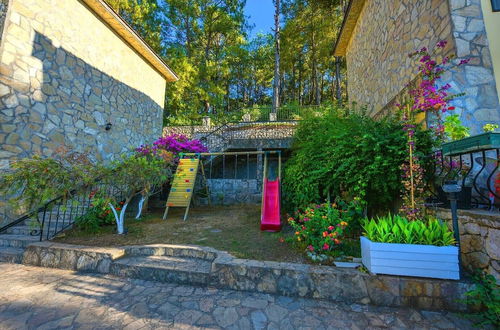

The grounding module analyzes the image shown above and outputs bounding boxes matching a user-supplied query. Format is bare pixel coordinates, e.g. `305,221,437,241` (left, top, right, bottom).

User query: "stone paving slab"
0,263,475,329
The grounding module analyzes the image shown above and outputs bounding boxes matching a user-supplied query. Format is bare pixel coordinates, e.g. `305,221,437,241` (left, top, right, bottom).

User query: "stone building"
334,0,500,133
0,0,178,169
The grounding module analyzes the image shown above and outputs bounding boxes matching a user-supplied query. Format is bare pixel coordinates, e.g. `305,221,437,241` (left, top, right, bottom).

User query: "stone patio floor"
0,263,474,330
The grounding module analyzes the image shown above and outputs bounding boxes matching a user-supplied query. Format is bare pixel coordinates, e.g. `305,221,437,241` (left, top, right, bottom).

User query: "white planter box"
360,236,459,280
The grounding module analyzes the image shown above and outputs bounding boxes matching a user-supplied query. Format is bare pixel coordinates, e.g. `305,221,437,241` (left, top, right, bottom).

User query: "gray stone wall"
194,179,262,206
444,0,500,134
0,32,163,165
431,208,499,282
345,0,500,133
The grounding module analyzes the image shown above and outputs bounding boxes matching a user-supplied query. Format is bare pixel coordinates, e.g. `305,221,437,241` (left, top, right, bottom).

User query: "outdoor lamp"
442,180,462,276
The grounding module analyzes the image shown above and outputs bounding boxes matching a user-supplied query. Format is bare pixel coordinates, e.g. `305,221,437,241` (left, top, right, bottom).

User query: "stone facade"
0,0,167,167
22,242,475,312
432,208,500,282
343,0,500,133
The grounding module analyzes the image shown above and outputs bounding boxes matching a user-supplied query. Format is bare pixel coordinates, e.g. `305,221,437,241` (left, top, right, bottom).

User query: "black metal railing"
0,177,165,241
429,148,500,210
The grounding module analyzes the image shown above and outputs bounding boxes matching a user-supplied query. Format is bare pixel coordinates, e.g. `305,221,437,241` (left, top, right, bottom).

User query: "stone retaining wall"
22,242,474,312
431,208,500,282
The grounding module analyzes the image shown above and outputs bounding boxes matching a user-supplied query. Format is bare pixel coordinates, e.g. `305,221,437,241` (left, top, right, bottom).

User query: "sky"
244,0,275,38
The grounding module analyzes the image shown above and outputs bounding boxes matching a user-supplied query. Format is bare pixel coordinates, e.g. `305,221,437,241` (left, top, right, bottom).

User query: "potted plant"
361,214,459,280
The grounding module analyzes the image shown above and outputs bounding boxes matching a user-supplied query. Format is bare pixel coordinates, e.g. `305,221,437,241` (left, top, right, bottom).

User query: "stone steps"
5,225,67,236
0,234,39,248
110,255,212,285
0,247,24,263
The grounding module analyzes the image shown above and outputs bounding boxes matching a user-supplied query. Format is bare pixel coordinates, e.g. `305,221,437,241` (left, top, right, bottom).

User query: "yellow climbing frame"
163,157,201,221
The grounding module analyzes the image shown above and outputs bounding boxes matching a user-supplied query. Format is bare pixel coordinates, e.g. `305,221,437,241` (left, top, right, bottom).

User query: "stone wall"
197,179,261,205
346,0,455,116
22,242,474,312
345,0,500,133
0,0,8,41
0,0,168,222
445,0,500,133
431,208,499,282
0,0,166,168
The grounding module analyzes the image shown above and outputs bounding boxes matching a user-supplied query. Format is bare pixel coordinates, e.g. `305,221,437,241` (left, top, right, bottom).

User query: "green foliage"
461,270,500,327
287,203,351,258
0,150,99,215
282,107,435,213
483,123,499,133
105,154,173,205
444,114,470,141
362,214,455,246
75,191,116,233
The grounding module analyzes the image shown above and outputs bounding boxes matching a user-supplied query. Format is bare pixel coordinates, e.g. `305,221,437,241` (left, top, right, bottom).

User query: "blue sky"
244,0,275,38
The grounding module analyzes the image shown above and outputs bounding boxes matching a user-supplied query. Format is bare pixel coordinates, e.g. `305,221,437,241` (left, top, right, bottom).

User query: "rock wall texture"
346,0,500,133
432,208,500,282
0,0,8,42
0,0,166,169
0,0,167,222
23,242,474,312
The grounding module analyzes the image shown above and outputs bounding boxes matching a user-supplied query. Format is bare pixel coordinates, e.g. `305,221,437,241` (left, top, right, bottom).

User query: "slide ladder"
163,156,205,221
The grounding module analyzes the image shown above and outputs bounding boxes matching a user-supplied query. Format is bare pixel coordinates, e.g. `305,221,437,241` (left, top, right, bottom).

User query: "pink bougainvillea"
398,41,469,219
136,134,207,157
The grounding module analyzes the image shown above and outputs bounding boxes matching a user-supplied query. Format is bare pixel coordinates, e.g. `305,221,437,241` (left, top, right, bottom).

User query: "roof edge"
81,0,179,82
333,0,367,57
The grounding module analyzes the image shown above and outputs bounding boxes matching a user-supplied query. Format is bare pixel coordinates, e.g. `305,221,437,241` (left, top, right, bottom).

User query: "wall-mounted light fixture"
492,0,500,12
105,122,112,131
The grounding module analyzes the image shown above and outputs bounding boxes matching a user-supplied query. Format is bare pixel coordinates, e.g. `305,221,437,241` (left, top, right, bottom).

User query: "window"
492,0,500,12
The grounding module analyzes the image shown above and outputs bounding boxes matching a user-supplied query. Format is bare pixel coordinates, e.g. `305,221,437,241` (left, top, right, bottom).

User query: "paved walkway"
0,263,473,329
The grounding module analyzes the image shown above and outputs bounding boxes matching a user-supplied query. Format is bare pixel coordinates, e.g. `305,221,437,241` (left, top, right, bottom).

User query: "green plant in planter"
362,214,455,246
444,114,470,141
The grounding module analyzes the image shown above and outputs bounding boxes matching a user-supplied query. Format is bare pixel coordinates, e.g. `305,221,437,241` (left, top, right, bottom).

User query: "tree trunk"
272,0,281,114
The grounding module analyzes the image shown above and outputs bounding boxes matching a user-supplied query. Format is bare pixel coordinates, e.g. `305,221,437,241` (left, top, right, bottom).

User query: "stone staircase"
0,209,80,263
110,246,216,285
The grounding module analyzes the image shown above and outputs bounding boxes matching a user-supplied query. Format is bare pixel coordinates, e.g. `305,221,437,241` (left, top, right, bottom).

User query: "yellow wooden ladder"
163,156,206,221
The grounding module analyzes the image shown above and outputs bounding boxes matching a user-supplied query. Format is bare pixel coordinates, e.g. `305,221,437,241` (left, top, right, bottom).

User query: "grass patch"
55,205,309,263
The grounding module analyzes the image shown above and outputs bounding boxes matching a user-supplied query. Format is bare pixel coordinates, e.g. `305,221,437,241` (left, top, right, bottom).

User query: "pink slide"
260,178,282,232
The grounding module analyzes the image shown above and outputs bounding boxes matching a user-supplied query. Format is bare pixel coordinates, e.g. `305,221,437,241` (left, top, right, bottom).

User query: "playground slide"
260,178,282,232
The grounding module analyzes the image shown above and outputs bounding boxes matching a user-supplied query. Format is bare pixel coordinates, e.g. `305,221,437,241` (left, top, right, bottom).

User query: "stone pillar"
446,0,500,134
256,148,263,193
202,116,211,129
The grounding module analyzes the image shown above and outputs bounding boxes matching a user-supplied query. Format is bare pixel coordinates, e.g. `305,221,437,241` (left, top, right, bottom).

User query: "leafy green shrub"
287,202,361,259
444,114,470,141
75,190,116,233
0,149,100,216
283,107,434,213
461,270,500,327
362,214,455,246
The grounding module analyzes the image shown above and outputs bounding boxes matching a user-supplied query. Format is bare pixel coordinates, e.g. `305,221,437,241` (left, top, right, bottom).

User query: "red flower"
322,243,329,250
308,245,314,252
448,106,455,110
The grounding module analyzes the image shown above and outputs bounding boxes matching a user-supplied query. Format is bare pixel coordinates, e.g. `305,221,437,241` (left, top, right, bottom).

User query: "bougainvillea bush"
286,202,363,261
136,134,207,158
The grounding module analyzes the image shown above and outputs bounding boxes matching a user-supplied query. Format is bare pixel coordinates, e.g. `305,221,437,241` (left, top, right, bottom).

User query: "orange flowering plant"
287,203,353,259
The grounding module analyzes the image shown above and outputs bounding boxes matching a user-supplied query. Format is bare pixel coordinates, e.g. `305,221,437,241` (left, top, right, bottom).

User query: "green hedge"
282,108,434,214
